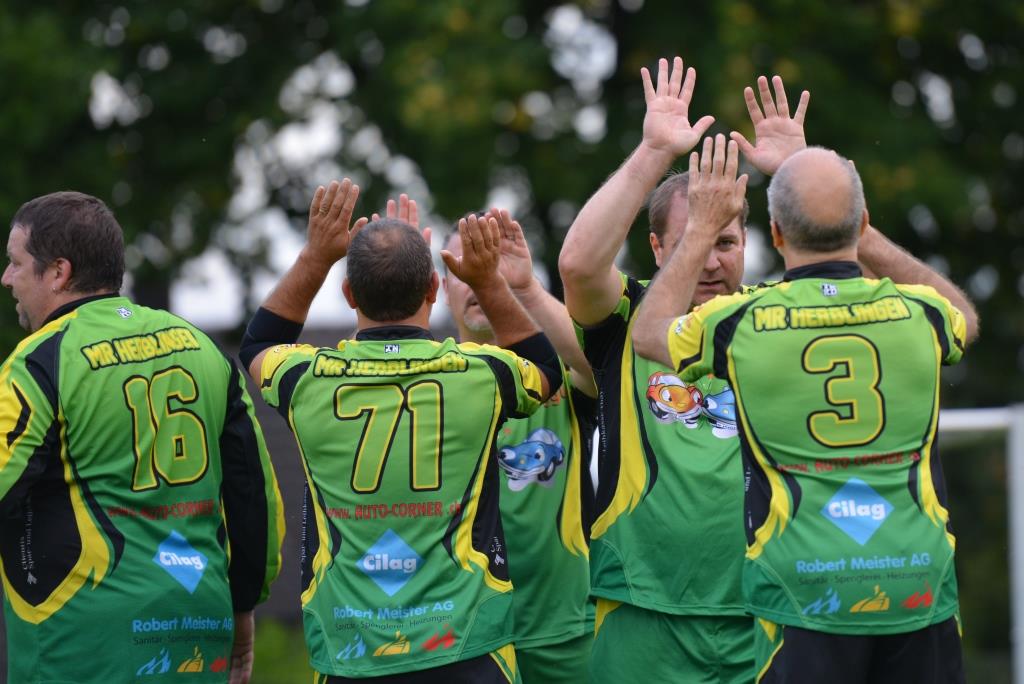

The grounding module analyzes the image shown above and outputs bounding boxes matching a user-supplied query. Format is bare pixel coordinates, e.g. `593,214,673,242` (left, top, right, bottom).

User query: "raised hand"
687,134,749,237
640,56,716,158
730,75,810,175
371,193,432,245
492,208,534,293
306,178,361,265
441,214,501,289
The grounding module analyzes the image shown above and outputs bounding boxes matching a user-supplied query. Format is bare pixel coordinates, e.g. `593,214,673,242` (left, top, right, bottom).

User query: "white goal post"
941,405,1024,683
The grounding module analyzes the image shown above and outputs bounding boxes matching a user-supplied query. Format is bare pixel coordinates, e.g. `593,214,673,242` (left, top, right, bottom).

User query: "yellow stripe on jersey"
4,409,113,624
594,598,623,637
293,406,336,608
258,344,319,406
729,347,792,561
489,643,518,683
669,290,749,380
558,380,589,558
453,387,512,593
590,315,648,540
916,317,956,550
894,283,967,363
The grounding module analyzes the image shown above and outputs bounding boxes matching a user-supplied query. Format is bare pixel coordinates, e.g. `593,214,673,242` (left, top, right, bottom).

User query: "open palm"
641,57,715,157
730,75,810,175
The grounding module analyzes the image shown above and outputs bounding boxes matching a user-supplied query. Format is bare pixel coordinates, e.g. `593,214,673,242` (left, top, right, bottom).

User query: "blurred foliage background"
0,0,1021,681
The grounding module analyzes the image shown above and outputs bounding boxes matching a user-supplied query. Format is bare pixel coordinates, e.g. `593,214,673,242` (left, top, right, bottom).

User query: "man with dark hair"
558,56,808,682
0,191,284,683
440,207,596,683
240,180,562,683
633,138,978,683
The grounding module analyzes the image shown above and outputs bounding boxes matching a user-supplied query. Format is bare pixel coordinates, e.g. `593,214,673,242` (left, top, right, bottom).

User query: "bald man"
634,138,978,684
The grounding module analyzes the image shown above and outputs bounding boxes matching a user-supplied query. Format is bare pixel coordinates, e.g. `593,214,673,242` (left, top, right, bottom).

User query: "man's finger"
668,56,684,98
757,75,778,118
700,136,714,175
656,57,669,95
729,131,756,160
742,86,764,125
692,115,715,141
320,181,340,217
309,185,325,219
725,139,740,181
712,134,726,175
408,198,419,228
641,67,656,104
793,90,811,125
772,75,790,118
680,67,697,108
326,178,352,221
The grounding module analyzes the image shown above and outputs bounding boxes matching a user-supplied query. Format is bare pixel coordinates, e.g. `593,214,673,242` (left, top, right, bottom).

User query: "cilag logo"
153,530,208,593
821,478,893,545
358,529,422,597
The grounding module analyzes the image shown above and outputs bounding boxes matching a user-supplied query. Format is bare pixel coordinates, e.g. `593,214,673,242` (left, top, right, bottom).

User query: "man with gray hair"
634,136,978,683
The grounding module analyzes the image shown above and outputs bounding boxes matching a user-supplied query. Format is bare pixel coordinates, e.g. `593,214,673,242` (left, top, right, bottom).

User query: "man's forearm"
473,275,542,349
513,279,597,397
632,229,716,367
858,226,979,343
261,249,334,324
560,144,675,325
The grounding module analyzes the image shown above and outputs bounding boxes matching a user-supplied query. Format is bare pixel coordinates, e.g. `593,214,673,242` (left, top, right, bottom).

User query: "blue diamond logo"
821,478,893,546
153,530,208,593
358,529,422,597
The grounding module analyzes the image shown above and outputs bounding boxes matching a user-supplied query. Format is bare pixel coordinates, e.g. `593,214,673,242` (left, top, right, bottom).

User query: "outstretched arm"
730,75,810,176
443,215,557,399
494,208,597,397
858,225,980,344
560,56,714,325
633,135,748,366
242,179,363,380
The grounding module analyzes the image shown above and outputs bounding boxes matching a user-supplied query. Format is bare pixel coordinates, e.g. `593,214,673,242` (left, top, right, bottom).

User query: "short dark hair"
646,172,749,241
347,218,434,321
12,191,125,293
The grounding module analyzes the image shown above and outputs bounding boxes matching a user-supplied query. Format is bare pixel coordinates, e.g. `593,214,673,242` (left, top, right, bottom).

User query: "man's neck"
782,245,859,270
354,306,431,332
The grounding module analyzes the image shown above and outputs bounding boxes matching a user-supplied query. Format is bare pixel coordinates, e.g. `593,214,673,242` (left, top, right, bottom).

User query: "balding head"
767,147,866,252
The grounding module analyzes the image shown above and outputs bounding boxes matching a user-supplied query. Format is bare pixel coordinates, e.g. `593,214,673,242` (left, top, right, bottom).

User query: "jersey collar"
782,260,862,282
355,325,434,341
42,292,122,326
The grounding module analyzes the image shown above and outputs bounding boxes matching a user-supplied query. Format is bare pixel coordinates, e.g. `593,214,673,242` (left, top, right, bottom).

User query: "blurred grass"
253,617,315,684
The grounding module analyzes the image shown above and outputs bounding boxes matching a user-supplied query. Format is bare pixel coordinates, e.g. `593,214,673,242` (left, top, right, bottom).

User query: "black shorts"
757,616,965,684
315,651,511,684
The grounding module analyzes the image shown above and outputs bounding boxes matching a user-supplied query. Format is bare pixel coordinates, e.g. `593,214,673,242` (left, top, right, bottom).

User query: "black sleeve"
218,359,277,611
507,332,562,399
576,276,647,372
238,307,304,369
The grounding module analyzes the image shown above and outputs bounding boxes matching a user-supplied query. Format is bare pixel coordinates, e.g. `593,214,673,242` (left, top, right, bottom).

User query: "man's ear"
770,221,784,249
425,271,439,305
51,257,73,292
649,231,664,268
859,208,870,236
342,278,358,310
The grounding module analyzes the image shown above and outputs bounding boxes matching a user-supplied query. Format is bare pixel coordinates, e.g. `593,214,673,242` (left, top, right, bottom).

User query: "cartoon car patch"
646,372,703,427
498,428,565,491
702,387,738,437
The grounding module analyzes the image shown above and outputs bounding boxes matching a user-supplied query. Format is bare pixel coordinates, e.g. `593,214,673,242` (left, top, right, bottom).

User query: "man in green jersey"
442,206,597,683
240,180,561,682
558,56,809,682
633,137,978,683
0,191,284,683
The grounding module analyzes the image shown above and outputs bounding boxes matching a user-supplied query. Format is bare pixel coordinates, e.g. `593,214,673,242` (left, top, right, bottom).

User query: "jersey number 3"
123,367,209,491
802,335,885,448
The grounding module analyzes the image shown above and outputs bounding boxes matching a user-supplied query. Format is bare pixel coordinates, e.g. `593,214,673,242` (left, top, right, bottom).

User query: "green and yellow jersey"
667,261,966,634
0,295,283,683
578,273,750,616
496,368,596,648
257,326,548,678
